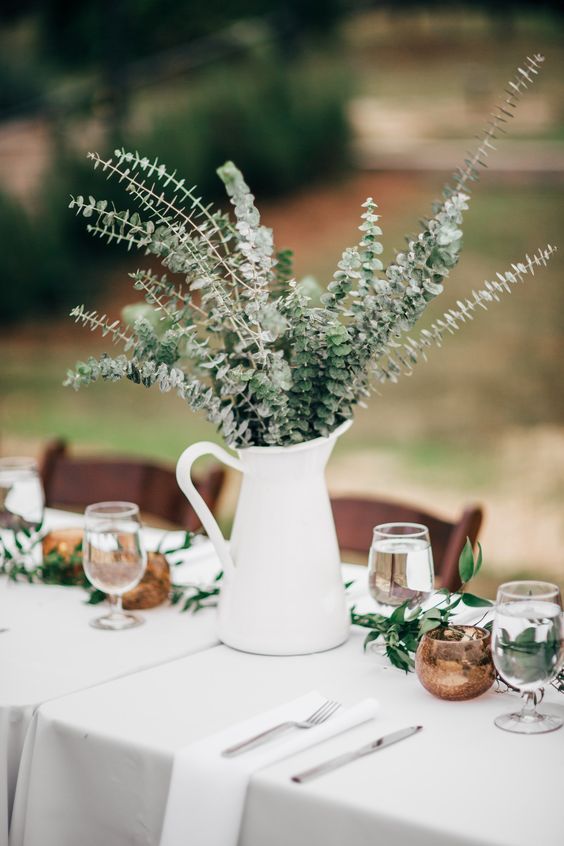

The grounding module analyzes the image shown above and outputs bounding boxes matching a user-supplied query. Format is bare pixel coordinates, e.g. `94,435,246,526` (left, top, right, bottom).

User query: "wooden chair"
331,496,483,593
40,438,225,533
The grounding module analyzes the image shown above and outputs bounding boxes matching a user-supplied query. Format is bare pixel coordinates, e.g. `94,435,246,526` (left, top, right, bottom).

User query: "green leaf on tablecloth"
363,630,381,651
171,575,222,613
387,645,413,673
162,531,192,557
86,589,106,605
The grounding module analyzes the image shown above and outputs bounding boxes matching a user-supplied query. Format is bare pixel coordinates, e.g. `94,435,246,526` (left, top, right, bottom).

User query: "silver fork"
221,699,341,758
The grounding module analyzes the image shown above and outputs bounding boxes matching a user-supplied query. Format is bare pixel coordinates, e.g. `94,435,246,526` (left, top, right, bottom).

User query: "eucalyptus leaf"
65,58,551,449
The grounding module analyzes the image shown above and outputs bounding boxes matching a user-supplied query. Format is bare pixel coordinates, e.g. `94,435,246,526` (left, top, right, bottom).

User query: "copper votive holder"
415,625,495,701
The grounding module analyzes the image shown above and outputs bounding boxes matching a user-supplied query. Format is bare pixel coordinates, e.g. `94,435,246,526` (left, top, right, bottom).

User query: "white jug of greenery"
176,420,351,655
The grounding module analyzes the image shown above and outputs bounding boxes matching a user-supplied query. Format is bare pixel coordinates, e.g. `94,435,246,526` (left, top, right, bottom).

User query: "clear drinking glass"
368,522,434,610
492,580,563,734
0,458,45,571
83,502,147,630
0,457,44,533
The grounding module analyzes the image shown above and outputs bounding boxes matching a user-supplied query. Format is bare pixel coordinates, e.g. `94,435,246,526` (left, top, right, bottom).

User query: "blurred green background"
1,1,563,594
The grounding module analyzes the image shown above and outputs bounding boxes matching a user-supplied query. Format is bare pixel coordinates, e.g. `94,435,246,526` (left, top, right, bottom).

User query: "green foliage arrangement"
0,521,194,607
65,55,555,448
350,539,491,672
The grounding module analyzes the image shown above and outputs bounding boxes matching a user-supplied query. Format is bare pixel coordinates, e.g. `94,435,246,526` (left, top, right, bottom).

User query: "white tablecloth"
10,624,564,846
0,509,222,843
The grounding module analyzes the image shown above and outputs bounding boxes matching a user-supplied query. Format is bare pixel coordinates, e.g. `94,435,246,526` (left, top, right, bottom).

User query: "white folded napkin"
159,691,379,846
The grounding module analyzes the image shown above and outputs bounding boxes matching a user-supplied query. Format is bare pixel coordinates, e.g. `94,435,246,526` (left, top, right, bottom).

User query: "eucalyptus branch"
69,306,133,348
87,152,250,293
448,54,545,195
130,269,193,308
377,54,546,350
375,244,557,382
66,53,554,448
113,148,238,247
129,271,184,326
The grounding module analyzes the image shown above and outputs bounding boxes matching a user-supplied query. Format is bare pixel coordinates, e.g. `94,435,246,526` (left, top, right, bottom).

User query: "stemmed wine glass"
0,457,44,533
492,580,563,734
368,522,434,611
83,502,147,630
0,458,45,569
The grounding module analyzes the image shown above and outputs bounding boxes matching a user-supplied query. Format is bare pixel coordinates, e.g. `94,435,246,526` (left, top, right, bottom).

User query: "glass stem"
108,594,124,619
519,691,538,721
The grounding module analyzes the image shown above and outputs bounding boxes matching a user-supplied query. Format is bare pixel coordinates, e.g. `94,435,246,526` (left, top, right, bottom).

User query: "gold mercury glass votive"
415,626,495,701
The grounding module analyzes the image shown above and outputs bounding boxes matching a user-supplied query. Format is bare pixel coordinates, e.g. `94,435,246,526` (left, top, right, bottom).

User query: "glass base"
89,611,144,631
494,710,563,734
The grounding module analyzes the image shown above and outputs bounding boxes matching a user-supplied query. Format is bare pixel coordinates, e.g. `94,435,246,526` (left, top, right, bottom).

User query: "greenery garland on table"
63,55,555,448
0,522,194,606
2,525,563,694
0,520,87,586
170,540,493,671
170,570,224,613
350,539,491,672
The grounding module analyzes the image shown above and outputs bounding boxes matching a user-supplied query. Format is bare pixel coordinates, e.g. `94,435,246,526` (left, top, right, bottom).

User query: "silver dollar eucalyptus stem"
65,55,555,447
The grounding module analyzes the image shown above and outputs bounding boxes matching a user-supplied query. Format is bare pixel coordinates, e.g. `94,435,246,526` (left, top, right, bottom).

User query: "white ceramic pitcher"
176,419,352,655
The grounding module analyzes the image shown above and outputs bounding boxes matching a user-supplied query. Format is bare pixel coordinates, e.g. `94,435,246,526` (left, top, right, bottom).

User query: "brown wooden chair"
331,496,483,593
40,439,225,533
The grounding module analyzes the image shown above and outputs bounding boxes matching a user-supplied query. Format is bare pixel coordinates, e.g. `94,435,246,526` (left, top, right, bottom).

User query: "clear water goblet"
368,522,434,611
492,580,563,734
83,501,147,630
0,457,45,570
0,457,44,533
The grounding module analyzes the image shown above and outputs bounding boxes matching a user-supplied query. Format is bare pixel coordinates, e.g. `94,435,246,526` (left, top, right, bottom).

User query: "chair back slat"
40,439,225,532
331,496,483,593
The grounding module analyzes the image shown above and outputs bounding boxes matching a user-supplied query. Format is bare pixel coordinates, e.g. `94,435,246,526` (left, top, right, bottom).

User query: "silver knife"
291,725,422,784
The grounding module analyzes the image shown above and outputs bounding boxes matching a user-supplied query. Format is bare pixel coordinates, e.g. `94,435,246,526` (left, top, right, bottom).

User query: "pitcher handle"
176,441,243,576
